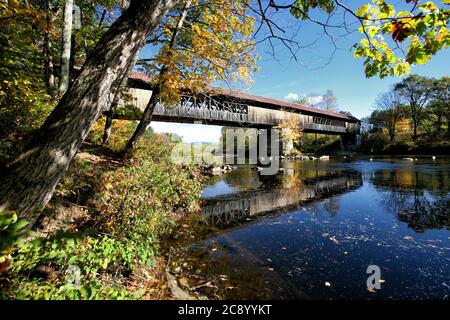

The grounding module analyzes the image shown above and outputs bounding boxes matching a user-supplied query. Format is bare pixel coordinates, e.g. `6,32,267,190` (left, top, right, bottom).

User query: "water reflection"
202,168,362,228
173,158,450,300
371,169,450,232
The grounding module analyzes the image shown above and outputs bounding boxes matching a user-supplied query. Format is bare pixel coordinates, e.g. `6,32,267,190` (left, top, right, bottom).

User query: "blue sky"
148,3,450,143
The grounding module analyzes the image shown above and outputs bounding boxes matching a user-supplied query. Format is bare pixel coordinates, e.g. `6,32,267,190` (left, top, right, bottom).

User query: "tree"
321,89,338,112
122,0,257,154
394,75,433,141
274,118,303,153
431,77,450,136
59,0,73,94
122,0,193,153
0,0,177,223
374,90,403,143
0,0,52,147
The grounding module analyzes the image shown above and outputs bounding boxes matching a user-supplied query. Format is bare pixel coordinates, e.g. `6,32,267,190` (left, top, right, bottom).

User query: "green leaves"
290,0,335,19
288,0,450,78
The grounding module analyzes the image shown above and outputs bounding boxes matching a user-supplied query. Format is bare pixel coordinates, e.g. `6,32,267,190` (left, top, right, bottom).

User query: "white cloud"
284,92,299,100
306,95,324,105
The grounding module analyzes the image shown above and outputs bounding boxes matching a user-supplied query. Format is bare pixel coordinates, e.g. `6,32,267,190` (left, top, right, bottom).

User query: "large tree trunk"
0,0,177,223
59,0,73,94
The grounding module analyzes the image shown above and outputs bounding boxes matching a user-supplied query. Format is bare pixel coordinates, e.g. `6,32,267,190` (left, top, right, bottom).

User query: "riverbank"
0,119,207,299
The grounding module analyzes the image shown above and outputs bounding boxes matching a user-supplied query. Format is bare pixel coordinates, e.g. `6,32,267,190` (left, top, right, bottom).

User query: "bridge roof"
130,72,360,123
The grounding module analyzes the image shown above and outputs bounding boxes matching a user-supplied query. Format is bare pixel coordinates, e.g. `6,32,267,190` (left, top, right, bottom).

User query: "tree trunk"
389,127,395,143
412,117,418,141
59,0,73,94
122,0,192,154
447,117,450,137
102,97,119,145
0,0,177,223
44,0,55,92
123,88,160,153
102,52,139,145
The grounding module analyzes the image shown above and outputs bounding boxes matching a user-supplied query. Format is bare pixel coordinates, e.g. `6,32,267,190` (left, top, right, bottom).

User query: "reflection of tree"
397,198,450,232
372,170,450,232
223,169,263,191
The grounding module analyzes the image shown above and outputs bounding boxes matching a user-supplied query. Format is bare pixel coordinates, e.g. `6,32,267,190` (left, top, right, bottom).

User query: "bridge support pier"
341,133,361,152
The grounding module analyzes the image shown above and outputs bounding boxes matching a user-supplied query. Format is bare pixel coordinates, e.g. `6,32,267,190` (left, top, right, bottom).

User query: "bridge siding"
126,88,359,134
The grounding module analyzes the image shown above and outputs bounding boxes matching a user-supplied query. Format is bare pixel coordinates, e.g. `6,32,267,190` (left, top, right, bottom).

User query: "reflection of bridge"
202,173,363,227
117,74,361,151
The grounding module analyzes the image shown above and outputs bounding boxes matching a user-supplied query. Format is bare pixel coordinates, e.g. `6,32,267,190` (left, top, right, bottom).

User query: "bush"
1,119,205,299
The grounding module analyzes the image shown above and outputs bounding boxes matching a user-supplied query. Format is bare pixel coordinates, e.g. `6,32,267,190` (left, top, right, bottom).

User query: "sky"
147,3,450,143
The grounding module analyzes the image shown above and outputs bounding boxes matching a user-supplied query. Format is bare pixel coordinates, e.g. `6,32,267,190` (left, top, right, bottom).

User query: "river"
171,156,450,300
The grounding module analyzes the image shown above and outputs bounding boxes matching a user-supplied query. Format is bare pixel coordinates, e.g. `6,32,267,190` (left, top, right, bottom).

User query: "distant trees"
293,90,338,112
373,91,403,143
394,75,433,141
431,77,450,136
365,74,450,154
321,90,338,112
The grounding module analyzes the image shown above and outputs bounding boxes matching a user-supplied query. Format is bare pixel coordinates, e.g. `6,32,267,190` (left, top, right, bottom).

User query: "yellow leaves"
436,28,447,42
418,1,438,13
146,0,257,106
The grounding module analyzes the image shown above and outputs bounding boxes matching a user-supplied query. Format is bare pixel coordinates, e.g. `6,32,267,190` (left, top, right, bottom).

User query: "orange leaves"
391,21,411,42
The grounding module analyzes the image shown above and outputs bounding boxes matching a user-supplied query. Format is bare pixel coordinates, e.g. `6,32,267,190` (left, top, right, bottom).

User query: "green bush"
1,120,205,300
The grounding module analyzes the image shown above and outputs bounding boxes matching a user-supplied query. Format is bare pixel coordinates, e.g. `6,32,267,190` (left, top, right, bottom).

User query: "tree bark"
123,88,160,152
0,0,177,223
122,0,191,154
102,51,139,145
59,0,73,94
44,0,55,92
412,113,418,141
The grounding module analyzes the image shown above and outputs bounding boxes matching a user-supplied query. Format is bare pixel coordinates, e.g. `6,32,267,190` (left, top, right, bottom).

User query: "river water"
173,157,450,300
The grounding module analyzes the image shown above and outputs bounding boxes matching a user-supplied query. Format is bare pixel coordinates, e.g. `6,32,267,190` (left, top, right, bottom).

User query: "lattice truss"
312,116,346,127
179,94,249,115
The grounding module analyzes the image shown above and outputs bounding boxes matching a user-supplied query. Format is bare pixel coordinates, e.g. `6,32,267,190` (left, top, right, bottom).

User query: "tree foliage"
139,0,258,106
364,74,450,153
262,0,449,78
352,0,450,78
